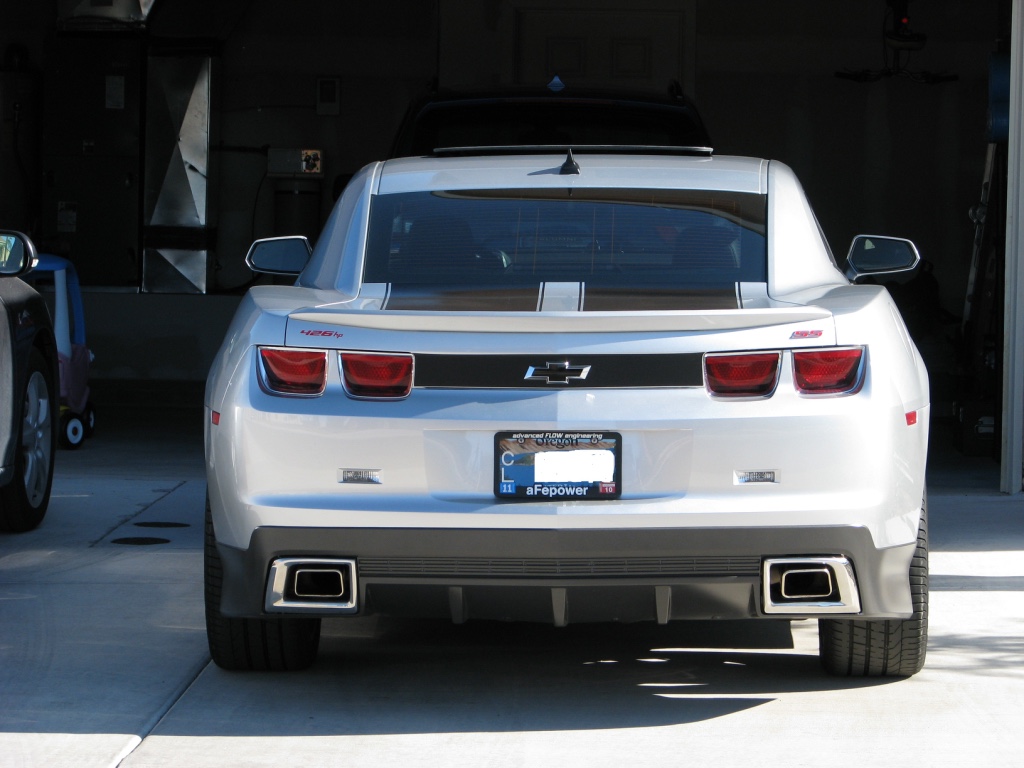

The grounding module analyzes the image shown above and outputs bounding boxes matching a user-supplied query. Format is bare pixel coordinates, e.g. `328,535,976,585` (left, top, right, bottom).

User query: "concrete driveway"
1,406,1021,767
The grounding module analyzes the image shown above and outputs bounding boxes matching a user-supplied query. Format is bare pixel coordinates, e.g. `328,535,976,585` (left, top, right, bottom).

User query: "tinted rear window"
364,188,766,300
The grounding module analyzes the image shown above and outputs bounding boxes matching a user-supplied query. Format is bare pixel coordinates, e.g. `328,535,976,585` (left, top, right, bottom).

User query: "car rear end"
206,154,928,636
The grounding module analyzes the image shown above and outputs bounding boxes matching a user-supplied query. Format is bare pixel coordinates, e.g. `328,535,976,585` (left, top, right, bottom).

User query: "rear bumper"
216,523,917,623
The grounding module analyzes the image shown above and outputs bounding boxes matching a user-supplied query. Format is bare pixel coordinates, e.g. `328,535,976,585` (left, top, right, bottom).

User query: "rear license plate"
495,431,622,500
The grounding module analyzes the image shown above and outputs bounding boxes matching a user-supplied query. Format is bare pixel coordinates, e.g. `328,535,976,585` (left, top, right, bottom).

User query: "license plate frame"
494,431,622,500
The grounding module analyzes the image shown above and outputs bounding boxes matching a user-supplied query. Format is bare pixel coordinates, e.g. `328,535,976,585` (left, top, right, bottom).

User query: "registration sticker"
495,431,622,500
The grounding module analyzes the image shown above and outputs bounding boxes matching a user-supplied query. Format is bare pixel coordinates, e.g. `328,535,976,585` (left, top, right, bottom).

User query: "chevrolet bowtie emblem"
524,361,591,385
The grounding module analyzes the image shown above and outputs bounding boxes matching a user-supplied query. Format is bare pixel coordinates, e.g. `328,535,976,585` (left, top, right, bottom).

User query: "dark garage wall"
432,0,1000,317
695,1,999,317
0,0,1006,383
212,2,438,290
210,0,998,313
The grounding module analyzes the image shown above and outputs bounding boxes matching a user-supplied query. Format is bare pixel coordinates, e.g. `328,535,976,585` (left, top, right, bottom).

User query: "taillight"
258,348,327,396
793,348,864,394
704,352,781,397
340,352,414,399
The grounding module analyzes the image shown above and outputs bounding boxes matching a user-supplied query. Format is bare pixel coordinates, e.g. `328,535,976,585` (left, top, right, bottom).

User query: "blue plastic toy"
30,254,95,448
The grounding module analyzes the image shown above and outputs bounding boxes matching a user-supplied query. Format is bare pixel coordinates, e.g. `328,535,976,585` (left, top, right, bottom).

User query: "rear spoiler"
290,307,832,334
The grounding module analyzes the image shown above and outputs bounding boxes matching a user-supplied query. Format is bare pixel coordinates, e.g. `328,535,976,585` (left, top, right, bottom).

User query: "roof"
376,153,767,195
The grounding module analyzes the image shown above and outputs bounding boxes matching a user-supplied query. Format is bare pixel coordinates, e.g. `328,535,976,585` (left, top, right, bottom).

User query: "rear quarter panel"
796,282,930,541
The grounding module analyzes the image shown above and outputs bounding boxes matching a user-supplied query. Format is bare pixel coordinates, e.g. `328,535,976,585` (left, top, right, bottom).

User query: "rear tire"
819,498,928,677
0,349,56,532
204,496,321,671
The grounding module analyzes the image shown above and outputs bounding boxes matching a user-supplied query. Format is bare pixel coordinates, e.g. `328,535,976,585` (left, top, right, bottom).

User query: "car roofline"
430,144,714,158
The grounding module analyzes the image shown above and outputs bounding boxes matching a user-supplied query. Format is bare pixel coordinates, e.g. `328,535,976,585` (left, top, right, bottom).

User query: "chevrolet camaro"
204,149,929,676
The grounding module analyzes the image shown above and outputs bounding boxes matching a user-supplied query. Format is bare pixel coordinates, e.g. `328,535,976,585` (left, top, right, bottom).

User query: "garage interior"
0,0,1020,490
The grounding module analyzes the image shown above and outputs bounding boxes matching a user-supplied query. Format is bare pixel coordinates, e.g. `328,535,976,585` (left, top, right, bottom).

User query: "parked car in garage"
204,144,929,677
390,82,712,158
0,230,58,532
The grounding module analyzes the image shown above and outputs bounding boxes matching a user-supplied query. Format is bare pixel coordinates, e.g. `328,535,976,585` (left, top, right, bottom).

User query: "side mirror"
244,236,312,275
0,230,38,278
844,235,920,283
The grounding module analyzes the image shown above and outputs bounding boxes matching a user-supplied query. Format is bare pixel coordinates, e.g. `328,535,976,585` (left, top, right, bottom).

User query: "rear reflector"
793,348,864,394
705,352,781,397
341,352,414,399
258,348,328,396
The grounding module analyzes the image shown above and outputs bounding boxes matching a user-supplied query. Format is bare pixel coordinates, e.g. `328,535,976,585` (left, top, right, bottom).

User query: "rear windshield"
363,188,766,307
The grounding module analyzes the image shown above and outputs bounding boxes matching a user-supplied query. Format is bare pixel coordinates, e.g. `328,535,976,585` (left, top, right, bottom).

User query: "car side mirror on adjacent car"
844,235,921,283
244,236,313,276
0,230,38,278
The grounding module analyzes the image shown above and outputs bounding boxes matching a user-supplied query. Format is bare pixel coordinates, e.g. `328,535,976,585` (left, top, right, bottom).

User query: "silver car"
204,151,929,675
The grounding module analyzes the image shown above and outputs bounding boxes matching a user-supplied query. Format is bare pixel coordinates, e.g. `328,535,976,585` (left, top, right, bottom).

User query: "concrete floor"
0,404,1021,768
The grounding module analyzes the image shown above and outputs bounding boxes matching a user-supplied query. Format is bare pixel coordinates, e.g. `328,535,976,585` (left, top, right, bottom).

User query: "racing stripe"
384,284,541,311
581,285,740,311
538,282,583,311
381,283,740,312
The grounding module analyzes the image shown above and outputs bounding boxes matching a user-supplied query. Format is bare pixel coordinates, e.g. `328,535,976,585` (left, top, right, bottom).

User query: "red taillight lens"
258,348,327,395
340,353,414,398
705,352,781,397
793,348,864,394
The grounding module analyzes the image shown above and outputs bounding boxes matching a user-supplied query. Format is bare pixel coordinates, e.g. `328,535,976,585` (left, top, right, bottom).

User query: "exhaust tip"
780,568,833,600
762,557,860,615
265,558,358,613
294,568,345,599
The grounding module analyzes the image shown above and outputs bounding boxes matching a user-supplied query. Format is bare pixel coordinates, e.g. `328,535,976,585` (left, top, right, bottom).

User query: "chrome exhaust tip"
762,556,861,615
294,568,346,598
781,567,833,600
265,557,358,613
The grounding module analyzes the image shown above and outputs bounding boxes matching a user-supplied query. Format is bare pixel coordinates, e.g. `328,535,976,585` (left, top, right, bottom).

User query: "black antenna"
559,148,580,175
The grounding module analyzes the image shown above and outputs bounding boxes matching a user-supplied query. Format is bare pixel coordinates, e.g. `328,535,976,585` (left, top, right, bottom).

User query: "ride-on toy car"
29,254,95,449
